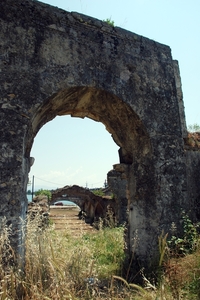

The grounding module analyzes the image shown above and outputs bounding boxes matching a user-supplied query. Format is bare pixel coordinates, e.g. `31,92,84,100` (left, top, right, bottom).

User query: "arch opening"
28,87,152,166
29,115,119,190
26,86,153,243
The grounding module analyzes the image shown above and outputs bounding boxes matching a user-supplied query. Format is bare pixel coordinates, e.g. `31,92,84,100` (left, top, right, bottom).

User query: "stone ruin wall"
0,0,200,274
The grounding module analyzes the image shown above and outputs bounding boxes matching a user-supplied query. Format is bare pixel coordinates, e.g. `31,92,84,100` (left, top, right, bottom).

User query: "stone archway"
0,0,191,274
29,86,152,219
28,87,151,165
27,86,153,268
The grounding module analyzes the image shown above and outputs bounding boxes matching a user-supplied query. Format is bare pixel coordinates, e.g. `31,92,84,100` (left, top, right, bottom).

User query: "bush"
92,189,104,196
1,210,200,299
103,17,115,26
168,211,198,256
35,188,52,200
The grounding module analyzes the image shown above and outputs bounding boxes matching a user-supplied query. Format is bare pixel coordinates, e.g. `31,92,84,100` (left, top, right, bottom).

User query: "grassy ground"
1,212,200,299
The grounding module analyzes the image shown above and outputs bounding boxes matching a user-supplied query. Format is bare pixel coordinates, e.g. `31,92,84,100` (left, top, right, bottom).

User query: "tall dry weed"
2,211,200,299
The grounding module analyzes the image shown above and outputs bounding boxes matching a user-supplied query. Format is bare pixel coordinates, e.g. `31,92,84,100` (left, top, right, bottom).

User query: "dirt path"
49,206,97,236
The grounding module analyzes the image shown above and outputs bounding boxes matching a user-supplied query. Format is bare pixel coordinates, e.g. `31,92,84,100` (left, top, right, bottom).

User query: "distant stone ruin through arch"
1,0,200,276
29,86,152,235
30,113,120,190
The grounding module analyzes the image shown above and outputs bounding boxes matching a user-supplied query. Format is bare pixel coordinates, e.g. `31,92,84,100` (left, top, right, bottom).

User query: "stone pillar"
107,164,129,256
107,163,130,225
0,111,30,266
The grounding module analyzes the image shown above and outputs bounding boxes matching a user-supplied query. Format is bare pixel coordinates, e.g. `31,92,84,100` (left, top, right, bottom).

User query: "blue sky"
29,0,200,191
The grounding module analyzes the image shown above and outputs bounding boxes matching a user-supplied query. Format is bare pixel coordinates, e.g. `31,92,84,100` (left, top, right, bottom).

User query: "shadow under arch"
28,86,152,166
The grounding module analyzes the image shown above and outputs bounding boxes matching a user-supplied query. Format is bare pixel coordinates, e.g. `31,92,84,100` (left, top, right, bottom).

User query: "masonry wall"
185,150,200,221
0,0,191,274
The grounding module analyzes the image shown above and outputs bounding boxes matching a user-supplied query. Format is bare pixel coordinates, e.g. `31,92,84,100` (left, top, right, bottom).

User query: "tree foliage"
188,123,200,132
35,189,52,200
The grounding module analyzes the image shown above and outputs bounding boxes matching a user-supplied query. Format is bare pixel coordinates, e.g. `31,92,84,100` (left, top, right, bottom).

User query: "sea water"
27,194,76,206
27,194,33,203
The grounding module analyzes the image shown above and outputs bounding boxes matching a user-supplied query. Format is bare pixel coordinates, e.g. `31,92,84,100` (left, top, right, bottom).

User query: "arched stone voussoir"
30,86,151,165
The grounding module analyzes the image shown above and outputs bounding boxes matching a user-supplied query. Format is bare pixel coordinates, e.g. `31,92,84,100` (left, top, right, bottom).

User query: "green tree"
35,189,52,200
188,123,200,132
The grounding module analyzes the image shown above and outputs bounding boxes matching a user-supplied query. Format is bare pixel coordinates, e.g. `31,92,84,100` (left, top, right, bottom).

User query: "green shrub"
168,211,198,255
92,189,104,196
35,188,52,200
103,17,115,26
2,210,200,299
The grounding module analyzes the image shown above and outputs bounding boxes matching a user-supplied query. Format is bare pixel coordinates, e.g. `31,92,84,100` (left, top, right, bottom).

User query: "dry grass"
1,214,200,299
185,132,200,149
0,214,127,299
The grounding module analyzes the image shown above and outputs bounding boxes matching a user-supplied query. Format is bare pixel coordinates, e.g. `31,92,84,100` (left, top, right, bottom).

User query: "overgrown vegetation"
168,210,199,255
1,211,200,299
92,188,115,200
92,188,105,197
158,212,200,299
103,17,115,26
185,123,200,149
34,188,52,200
185,131,200,149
